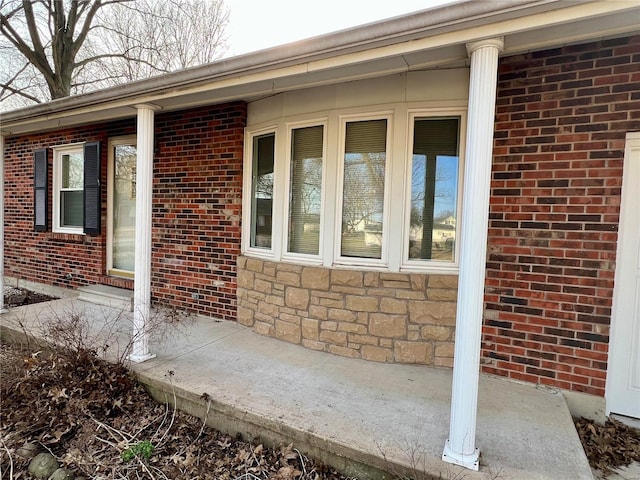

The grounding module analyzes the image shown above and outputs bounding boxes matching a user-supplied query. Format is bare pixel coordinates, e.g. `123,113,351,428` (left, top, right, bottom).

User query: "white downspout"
0,134,6,313
130,104,159,363
443,37,503,471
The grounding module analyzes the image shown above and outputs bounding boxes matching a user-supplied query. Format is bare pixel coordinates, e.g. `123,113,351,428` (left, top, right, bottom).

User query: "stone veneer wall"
237,255,458,366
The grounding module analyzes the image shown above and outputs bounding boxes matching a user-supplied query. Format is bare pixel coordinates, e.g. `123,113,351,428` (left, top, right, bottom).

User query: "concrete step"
611,413,640,429
77,284,133,311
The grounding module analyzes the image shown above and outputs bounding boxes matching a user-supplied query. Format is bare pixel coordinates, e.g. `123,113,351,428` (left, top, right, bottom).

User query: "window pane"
113,144,137,272
62,153,83,189
251,133,275,249
408,118,459,262
288,125,323,255
341,119,387,259
61,190,83,227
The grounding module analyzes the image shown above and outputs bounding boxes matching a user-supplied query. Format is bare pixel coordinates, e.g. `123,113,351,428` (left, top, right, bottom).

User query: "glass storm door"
108,140,137,276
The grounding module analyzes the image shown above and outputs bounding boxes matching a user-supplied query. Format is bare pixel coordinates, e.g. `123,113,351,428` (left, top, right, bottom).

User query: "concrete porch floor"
0,295,594,480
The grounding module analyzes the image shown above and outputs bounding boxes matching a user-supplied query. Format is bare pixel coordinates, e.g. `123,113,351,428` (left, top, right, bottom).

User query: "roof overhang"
1,0,638,136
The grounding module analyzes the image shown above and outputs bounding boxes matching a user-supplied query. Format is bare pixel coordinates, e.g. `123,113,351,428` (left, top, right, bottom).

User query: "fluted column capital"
466,37,504,56
134,103,161,112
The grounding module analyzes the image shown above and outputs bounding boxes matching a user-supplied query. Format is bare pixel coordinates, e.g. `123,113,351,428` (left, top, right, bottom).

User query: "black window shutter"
83,141,101,234
34,148,48,232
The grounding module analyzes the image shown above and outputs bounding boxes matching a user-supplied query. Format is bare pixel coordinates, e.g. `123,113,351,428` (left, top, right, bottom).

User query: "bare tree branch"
21,0,51,74
74,51,157,69
0,0,228,108
1,79,43,103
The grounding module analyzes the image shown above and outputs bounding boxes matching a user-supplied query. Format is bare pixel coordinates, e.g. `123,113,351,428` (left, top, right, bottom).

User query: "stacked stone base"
237,256,458,366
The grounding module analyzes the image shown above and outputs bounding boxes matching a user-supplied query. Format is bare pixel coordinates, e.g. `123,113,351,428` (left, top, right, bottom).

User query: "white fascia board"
305,1,639,73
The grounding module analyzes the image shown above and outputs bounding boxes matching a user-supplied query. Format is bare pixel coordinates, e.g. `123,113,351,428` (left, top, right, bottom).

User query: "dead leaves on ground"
575,417,640,475
0,342,348,479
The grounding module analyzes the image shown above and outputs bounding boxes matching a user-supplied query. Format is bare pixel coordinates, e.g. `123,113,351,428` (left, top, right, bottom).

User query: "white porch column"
0,134,6,313
130,104,159,363
443,37,503,471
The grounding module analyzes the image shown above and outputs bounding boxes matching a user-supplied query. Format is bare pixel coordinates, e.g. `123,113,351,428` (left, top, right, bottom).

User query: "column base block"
442,439,480,471
129,352,156,363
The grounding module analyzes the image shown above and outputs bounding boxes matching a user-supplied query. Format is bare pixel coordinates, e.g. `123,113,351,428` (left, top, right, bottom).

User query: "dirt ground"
1,289,638,479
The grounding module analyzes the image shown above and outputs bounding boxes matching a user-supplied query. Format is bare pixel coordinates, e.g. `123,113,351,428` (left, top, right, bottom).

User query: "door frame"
107,135,137,279
605,131,640,418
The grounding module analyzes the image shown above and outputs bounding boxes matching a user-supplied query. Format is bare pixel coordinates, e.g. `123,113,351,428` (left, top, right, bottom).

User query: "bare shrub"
7,299,193,366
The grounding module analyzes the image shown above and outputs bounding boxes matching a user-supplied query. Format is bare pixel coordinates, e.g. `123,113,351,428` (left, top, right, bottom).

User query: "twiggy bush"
8,299,193,366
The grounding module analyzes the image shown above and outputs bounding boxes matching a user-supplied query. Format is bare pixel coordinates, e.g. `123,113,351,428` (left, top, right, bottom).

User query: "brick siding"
152,103,246,320
483,36,640,396
4,119,135,289
4,102,246,321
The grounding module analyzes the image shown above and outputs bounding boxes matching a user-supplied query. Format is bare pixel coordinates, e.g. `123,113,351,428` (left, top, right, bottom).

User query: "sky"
225,0,456,57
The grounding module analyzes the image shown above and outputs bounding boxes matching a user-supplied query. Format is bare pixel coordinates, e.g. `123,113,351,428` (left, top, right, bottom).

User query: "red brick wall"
4,102,246,321
152,103,246,320
483,36,640,396
4,119,135,289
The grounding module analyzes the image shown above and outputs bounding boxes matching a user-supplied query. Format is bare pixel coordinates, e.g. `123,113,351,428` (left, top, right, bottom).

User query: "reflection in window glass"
288,125,323,255
60,152,84,228
112,144,137,272
341,119,387,259
62,153,83,189
408,118,459,262
251,133,275,249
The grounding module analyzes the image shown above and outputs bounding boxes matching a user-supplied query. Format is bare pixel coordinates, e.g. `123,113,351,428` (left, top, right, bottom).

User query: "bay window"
243,106,463,272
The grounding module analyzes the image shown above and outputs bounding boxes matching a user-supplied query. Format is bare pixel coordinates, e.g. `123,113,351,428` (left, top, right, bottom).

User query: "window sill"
107,269,134,279
46,232,89,243
242,250,460,275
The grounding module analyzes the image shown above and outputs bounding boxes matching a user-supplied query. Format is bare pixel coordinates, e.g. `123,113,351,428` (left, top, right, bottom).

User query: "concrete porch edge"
137,373,404,480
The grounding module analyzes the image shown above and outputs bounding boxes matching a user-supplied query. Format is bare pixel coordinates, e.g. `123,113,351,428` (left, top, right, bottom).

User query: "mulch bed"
4,286,57,307
0,342,350,479
575,416,640,476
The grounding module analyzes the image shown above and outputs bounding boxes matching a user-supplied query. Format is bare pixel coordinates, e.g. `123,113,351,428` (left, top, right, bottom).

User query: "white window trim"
400,108,467,273
334,112,393,268
242,102,467,275
281,118,328,265
52,142,85,234
242,126,278,259
107,135,136,278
